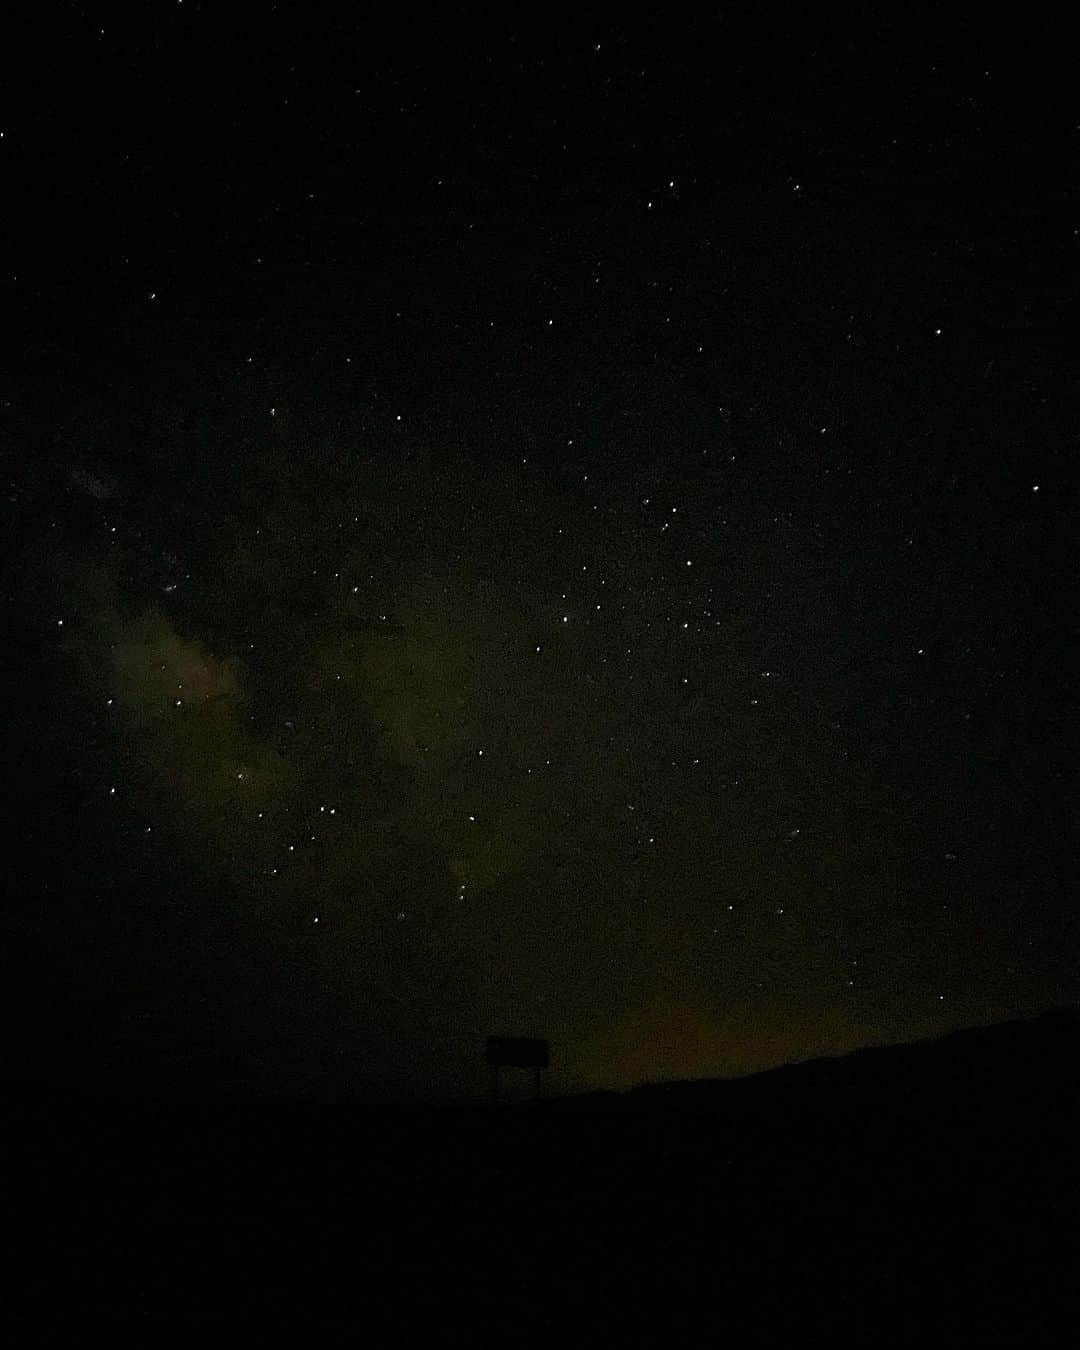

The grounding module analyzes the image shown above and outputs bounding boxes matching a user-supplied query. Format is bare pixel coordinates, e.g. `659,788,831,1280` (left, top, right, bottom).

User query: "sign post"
485,1036,550,1104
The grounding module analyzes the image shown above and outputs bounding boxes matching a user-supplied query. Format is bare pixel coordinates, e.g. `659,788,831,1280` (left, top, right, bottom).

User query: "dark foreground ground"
5,1010,1076,1344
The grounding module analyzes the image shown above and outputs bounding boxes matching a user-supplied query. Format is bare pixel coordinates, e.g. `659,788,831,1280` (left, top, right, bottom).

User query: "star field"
2,8,1075,1100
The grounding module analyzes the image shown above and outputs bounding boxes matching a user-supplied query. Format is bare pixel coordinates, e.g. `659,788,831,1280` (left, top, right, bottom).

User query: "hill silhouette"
6,1008,1076,1342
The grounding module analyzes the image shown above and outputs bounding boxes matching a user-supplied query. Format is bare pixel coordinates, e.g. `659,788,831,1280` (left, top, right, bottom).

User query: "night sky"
3,6,1076,1103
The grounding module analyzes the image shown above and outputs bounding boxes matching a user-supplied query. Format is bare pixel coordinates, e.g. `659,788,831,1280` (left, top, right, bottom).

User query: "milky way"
5,9,1075,1100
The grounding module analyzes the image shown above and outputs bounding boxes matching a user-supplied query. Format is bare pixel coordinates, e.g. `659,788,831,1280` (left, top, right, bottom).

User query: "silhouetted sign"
486,1036,550,1104
486,1036,549,1069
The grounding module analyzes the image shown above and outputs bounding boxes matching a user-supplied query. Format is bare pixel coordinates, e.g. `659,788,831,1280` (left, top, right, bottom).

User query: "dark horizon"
3,7,1076,1105
4,1002,1077,1113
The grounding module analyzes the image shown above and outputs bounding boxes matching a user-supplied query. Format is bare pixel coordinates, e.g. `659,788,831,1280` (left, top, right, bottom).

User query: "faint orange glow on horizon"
573,997,872,1091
